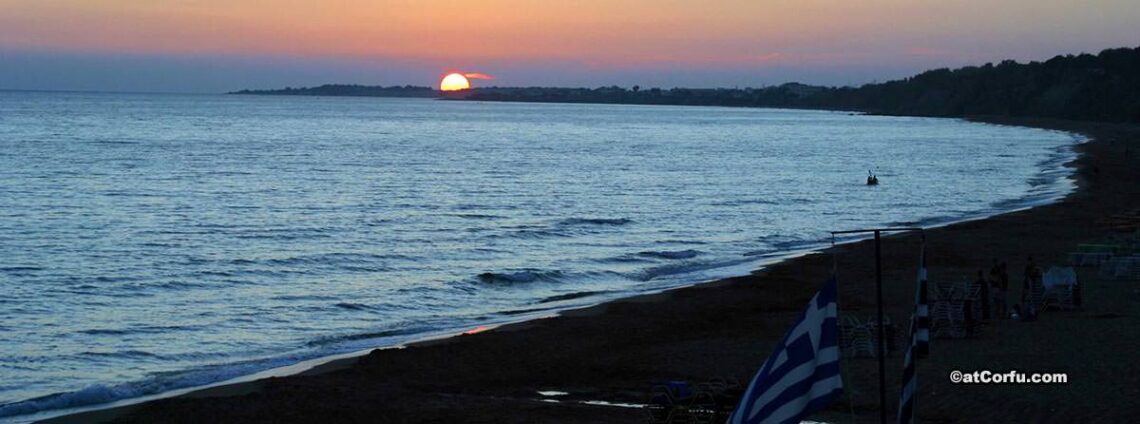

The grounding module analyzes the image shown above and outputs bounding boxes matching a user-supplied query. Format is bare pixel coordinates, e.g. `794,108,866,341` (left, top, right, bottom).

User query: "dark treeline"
820,46,1140,122
466,47,1140,123
230,84,437,97
232,47,1140,122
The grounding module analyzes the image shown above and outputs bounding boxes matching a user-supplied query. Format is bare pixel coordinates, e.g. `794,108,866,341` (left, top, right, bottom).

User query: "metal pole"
875,230,887,424
830,226,921,424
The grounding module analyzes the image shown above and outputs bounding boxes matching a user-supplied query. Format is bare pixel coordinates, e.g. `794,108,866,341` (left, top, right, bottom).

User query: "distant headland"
230,84,438,98
232,46,1140,123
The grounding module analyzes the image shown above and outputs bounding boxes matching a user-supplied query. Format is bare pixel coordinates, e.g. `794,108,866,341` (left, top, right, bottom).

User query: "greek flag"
728,276,842,424
915,243,930,357
897,314,918,424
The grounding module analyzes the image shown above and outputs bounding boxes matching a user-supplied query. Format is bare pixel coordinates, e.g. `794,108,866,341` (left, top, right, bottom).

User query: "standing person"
1030,263,1044,309
981,261,998,319
963,270,985,336
1023,256,1037,304
995,262,1010,318
978,267,991,320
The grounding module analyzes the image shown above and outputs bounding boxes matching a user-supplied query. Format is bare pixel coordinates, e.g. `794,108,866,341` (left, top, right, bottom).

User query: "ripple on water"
0,93,1081,420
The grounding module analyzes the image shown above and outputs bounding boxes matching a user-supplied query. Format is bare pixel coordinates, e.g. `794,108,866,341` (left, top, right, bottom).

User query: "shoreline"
16,119,1080,423
37,116,1140,423
2,116,1080,422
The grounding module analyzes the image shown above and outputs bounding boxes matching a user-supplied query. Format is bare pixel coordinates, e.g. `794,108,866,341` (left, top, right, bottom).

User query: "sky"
1,0,1138,93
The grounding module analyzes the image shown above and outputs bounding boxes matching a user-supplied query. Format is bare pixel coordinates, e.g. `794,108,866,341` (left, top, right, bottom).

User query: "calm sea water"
0,91,1079,420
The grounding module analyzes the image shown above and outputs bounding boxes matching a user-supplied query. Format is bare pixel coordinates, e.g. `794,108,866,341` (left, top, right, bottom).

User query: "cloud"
462,72,495,80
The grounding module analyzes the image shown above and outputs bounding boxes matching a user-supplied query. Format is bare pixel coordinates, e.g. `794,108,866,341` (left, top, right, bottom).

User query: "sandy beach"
44,116,1140,423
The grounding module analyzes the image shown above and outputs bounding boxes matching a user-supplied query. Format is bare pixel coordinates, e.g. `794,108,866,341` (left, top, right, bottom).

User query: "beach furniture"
1099,255,1140,280
839,316,876,358
1069,244,1119,267
647,378,740,423
932,280,969,338
838,316,897,358
1042,266,1078,310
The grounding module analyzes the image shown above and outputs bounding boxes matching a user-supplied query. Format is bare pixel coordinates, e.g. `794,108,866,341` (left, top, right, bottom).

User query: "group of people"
970,256,1043,323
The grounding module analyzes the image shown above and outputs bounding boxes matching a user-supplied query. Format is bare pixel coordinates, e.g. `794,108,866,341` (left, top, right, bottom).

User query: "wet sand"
44,117,1140,423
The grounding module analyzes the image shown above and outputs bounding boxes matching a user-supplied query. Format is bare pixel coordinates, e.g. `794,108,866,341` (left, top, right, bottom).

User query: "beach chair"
839,316,876,358
838,316,857,357
866,317,897,358
1099,256,1140,280
646,385,679,423
1098,257,1120,279
648,379,739,424
647,382,693,424
1071,244,1117,267
931,280,967,339
1043,267,1078,310
1051,285,1075,310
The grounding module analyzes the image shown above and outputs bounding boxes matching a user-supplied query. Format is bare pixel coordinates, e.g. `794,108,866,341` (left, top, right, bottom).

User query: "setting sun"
439,73,471,91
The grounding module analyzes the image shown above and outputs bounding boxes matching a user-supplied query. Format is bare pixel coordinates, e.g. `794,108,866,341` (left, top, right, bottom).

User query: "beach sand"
44,117,1140,423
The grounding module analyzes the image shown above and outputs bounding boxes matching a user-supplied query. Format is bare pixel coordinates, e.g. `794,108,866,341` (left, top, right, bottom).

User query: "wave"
476,269,566,284
232,227,337,241
497,307,550,316
637,249,702,260
248,252,407,267
0,353,325,419
305,327,426,347
709,198,779,207
450,213,506,220
502,228,572,239
537,290,611,304
0,266,44,273
174,253,410,278
481,218,633,241
592,255,655,264
79,350,163,360
557,217,632,226
333,302,381,312
77,325,198,336
627,260,748,283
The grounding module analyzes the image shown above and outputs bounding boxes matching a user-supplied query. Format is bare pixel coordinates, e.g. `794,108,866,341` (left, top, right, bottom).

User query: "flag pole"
833,234,858,417
875,230,886,424
830,227,923,424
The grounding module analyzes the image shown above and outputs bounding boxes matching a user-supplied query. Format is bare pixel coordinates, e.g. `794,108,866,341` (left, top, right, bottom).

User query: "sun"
440,73,471,91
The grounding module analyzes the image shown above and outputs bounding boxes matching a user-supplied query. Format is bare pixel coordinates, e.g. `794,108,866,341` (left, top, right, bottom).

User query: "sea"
0,90,1081,421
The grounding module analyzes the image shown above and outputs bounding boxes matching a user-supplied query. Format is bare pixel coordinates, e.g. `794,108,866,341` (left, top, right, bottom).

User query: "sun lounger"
932,280,980,338
1070,251,1113,267
647,378,741,423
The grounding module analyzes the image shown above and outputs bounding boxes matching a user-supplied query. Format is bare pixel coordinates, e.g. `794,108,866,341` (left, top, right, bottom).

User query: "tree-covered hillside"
820,46,1140,122
232,47,1140,123
466,47,1140,122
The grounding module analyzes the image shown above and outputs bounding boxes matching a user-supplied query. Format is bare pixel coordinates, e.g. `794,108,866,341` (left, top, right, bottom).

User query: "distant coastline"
229,84,438,98
232,46,1140,123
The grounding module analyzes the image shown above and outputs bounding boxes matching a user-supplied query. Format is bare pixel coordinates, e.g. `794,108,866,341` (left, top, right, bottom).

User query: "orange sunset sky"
1,0,1138,92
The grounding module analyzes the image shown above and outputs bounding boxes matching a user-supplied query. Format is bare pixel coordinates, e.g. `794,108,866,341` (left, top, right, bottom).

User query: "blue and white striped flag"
728,276,843,424
915,243,930,357
897,314,918,424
